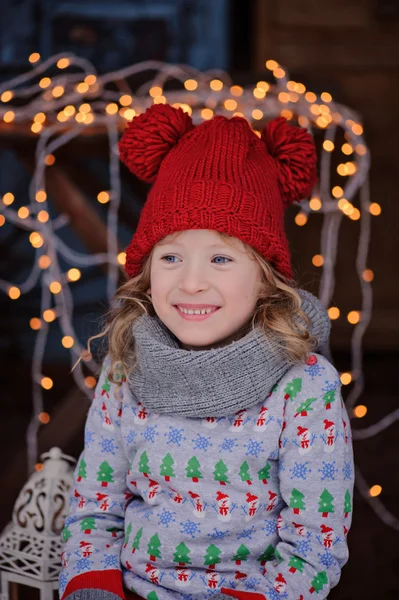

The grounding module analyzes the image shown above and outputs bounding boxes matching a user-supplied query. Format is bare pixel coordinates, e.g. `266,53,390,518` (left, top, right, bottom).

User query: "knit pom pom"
261,117,317,204
119,104,194,183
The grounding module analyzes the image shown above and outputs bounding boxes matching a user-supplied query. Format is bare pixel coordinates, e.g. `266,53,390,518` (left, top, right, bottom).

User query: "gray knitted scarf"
128,289,330,418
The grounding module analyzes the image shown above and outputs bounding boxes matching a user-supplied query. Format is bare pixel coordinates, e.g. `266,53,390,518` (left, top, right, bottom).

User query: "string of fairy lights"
0,52,397,529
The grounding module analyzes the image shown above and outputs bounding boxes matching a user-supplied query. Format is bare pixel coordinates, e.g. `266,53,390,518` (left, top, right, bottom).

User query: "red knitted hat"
119,104,317,279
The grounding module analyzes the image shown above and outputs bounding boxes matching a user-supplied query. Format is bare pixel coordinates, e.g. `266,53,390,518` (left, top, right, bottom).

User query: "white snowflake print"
207,528,230,540
265,588,288,600
244,439,265,458
74,557,94,574
102,555,119,569
141,425,159,444
296,539,313,558
322,380,339,393
84,429,95,447
218,437,239,453
192,433,213,452
289,461,312,480
180,519,201,539
165,426,187,446
99,437,119,455
158,507,176,527
124,430,137,445
244,576,262,591
318,461,339,481
343,461,353,480
59,572,69,594
236,525,256,540
305,362,326,380
318,548,337,569
262,519,278,536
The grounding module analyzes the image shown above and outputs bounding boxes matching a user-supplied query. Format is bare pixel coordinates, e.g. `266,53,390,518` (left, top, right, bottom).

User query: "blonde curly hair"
84,232,317,385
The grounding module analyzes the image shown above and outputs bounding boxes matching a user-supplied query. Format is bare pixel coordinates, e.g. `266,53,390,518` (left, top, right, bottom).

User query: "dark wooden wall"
253,0,399,352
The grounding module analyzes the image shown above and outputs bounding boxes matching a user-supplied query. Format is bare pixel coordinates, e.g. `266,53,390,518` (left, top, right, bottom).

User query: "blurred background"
0,0,398,598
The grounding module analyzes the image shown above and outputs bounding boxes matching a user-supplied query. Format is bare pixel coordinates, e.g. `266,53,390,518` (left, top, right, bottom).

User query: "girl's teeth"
178,307,215,315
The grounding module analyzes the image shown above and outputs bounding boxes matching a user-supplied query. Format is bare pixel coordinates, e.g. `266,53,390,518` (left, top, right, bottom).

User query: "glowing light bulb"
149,86,163,97
57,57,70,69
340,372,352,385
369,485,382,497
295,213,307,226
265,59,279,70
3,111,15,123
332,186,343,198
354,405,367,418
35,190,47,202
295,83,306,94
30,318,42,330
252,109,263,120
38,255,51,269
8,287,21,299
278,92,290,103
29,232,44,248
31,122,43,133
309,197,322,211
321,92,332,103
39,77,51,89
184,79,198,91
29,52,40,63
2,192,14,205
153,96,166,105
41,377,53,390
257,81,270,92
43,309,56,322
253,88,266,99
119,94,132,106
230,85,243,96
85,74,97,85
85,376,97,388
347,311,361,324
328,307,340,320
97,191,110,204
1,91,13,102
312,254,324,267
369,203,381,216
52,85,64,98
362,269,374,282
352,123,363,135
49,281,62,294
38,210,49,223
62,336,74,348
224,99,237,111
18,206,29,218
280,109,293,120
341,143,353,155
273,68,285,79
67,268,81,282
34,112,46,123
45,154,55,166
76,82,89,94
305,92,317,103
201,108,213,120
117,252,126,266
38,412,50,424
106,103,118,115
0,215,5,227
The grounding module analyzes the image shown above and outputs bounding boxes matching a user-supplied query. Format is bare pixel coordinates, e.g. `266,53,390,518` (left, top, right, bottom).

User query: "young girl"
59,105,354,600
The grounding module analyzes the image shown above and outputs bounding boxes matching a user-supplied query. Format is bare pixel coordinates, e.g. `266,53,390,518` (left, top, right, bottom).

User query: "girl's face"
149,229,263,350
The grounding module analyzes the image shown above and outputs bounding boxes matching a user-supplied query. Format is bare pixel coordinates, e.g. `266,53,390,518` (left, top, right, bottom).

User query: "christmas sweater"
60,353,354,600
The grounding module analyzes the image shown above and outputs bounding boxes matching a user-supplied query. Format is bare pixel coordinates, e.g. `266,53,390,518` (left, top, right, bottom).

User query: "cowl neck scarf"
128,289,330,418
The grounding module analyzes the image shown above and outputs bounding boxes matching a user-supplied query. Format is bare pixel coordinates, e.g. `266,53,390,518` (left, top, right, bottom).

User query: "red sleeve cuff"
61,569,125,600
221,588,267,600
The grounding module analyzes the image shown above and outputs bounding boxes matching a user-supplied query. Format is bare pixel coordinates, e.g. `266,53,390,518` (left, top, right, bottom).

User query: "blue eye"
160,255,232,264
213,256,231,264
161,255,179,263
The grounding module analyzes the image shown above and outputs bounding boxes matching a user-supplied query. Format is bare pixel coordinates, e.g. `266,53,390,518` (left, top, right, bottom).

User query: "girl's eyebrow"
157,241,233,249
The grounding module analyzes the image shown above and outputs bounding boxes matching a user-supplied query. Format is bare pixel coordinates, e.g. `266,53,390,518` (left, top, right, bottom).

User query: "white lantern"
0,447,76,600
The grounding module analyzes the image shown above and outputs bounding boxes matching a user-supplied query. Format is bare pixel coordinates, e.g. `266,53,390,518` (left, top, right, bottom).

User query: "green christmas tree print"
319,489,335,517
97,461,114,487
160,453,175,482
239,461,253,484
274,548,284,564
233,544,250,565
185,456,203,482
309,570,328,593
295,397,317,417
344,489,352,517
107,527,119,538
204,544,222,569
173,542,192,565
101,378,111,397
80,517,96,534
147,593,159,600
257,545,275,565
289,488,306,514
132,527,143,553
77,458,87,481
284,378,302,400
61,526,72,543
138,451,151,478
124,522,132,548
323,390,336,410
147,533,162,561
288,555,306,574
258,461,271,484
213,459,230,485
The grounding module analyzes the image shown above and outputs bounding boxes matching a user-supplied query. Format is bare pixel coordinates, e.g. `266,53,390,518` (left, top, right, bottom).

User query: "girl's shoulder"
277,352,340,396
